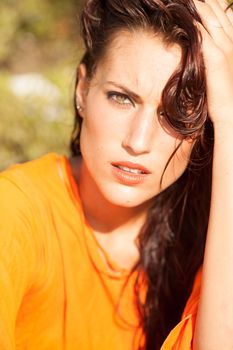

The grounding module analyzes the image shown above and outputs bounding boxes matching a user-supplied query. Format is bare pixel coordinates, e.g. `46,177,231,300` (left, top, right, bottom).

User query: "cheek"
80,103,107,150
81,93,129,147
79,120,104,163
79,101,118,161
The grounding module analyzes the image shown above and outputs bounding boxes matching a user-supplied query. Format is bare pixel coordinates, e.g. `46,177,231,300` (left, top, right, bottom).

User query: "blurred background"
1,1,231,170
0,0,84,170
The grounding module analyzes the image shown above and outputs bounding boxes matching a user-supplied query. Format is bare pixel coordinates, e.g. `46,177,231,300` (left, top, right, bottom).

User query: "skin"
191,0,233,349
73,31,194,269
74,1,233,347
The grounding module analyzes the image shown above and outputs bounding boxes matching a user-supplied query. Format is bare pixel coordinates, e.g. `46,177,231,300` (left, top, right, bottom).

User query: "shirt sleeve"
0,175,37,349
160,268,202,350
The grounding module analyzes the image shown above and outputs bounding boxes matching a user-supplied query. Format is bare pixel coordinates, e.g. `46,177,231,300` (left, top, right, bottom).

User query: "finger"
217,0,233,24
217,0,230,10
195,21,223,64
194,0,233,51
206,0,233,38
196,21,233,79
225,2,233,25
195,22,233,118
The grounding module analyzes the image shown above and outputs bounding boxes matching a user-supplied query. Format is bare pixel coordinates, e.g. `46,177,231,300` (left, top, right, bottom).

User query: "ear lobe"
76,63,88,117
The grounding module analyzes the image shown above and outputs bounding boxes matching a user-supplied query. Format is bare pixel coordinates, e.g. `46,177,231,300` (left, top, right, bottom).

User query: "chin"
100,182,159,208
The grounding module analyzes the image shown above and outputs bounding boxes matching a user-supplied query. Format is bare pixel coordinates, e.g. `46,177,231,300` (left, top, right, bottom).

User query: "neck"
71,156,151,237
70,156,153,270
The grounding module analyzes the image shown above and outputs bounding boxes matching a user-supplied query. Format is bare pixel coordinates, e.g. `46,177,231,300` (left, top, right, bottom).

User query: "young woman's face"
76,30,194,208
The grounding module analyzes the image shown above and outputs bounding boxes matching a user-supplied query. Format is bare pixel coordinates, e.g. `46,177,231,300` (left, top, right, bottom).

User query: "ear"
75,63,89,117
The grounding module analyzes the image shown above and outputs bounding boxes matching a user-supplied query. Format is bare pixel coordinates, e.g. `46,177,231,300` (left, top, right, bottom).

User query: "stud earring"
76,105,82,112
76,101,83,112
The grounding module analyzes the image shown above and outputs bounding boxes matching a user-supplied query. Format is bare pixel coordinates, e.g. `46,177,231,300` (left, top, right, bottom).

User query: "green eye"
107,91,134,107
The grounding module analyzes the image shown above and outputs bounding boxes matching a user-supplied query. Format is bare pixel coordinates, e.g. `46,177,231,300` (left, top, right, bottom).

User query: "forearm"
194,116,233,350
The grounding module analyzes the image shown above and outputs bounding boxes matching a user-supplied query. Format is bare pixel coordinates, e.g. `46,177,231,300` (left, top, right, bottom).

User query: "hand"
194,0,233,125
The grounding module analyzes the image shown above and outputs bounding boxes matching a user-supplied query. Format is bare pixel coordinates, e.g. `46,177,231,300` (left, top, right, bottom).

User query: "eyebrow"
105,81,142,102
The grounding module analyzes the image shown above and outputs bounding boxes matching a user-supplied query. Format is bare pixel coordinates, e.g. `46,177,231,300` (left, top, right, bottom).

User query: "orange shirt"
0,153,201,349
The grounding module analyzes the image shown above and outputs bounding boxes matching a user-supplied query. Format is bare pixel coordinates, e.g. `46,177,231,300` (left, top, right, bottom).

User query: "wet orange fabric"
0,153,201,349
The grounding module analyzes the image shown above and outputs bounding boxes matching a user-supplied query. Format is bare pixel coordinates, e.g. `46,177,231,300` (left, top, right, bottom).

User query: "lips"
111,161,150,174
111,161,150,185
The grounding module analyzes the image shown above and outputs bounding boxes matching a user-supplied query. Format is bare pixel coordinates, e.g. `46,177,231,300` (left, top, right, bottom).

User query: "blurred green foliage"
0,0,84,170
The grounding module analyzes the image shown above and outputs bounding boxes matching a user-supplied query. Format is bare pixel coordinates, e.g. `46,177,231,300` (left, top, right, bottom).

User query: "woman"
0,0,232,349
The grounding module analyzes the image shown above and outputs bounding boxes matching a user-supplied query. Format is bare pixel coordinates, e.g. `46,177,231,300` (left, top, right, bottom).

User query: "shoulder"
0,154,67,323
0,153,72,279
0,152,85,254
0,152,84,235
0,153,66,247
1,152,61,189
0,152,65,208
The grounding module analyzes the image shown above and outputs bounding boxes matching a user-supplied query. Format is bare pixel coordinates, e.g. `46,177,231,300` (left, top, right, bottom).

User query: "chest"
15,221,142,350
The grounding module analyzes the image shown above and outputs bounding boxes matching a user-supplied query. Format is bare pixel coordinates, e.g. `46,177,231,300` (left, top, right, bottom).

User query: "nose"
122,107,156,155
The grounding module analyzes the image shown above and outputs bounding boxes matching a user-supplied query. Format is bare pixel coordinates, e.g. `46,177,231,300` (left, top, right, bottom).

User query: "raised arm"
193,1,233,349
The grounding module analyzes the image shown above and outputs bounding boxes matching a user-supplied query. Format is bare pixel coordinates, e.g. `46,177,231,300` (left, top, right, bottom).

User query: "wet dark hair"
70,0,216,349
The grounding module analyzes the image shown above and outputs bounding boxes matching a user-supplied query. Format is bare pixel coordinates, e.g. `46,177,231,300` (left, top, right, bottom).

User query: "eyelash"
106,91,166,120
107,91,135,108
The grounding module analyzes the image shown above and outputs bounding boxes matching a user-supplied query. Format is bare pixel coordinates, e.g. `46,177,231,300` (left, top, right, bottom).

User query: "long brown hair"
70,0,214,348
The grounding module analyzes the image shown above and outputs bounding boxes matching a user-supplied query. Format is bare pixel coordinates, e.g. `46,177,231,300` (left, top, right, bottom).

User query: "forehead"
93,30,182,100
